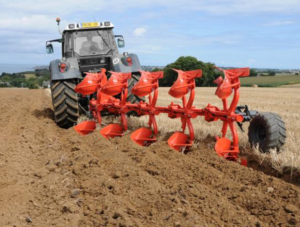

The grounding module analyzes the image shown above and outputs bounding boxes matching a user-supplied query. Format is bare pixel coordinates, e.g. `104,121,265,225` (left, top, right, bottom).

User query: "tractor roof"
64,21,114,32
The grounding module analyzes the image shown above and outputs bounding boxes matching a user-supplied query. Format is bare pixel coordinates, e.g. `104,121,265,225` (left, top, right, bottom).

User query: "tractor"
46,18,142,128
46,18,286,159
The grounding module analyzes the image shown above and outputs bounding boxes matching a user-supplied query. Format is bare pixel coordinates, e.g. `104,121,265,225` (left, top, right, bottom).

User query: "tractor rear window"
74,30,110,56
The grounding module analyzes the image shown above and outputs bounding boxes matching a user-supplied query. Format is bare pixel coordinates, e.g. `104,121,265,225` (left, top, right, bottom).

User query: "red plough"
74,67,285,163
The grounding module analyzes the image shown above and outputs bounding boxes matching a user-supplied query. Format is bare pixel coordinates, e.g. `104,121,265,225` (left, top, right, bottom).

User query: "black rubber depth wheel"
51,80,79,128
248,112,286,153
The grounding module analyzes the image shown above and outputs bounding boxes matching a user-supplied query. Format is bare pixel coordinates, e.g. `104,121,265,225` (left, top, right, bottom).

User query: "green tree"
27,81,38,89
151,67,162,72
26,77,38,89
249,69,257,77
0,83,9,88
268,71,276,76
159,56,221,87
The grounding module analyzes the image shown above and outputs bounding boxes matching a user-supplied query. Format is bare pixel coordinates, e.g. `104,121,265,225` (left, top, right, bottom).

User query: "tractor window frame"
64,32,74,58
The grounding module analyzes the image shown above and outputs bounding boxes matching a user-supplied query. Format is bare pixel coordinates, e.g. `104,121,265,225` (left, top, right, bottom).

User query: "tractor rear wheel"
51,80,79,128
127,73,144,104
248,112,286,153
126,73,144,116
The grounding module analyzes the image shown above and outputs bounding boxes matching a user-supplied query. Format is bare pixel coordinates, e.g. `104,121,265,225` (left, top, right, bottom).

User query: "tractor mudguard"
110,53,142,73
50,58,82,81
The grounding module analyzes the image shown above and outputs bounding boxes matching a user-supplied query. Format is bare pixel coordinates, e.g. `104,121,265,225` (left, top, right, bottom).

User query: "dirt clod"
25,216,32,223
112,171,122,179
71,189,81,198
284,204,298,214
174,221,181,227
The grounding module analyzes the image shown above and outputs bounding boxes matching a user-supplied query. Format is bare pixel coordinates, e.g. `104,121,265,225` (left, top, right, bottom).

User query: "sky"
0,0,299,69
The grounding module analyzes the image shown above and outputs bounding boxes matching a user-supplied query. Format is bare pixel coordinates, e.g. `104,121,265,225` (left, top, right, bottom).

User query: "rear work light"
126,57,132,66
60,63,67,73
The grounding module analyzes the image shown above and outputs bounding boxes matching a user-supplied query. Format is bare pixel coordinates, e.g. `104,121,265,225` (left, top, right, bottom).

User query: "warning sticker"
113,58,120,65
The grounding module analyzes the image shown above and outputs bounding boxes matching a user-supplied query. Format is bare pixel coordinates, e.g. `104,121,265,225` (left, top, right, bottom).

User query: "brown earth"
0,88,299,227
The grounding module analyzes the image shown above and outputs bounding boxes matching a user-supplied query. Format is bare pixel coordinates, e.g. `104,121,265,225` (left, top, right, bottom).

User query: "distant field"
240,75,300,87
276,73,298,77
24,73,36,79
281,83,300,88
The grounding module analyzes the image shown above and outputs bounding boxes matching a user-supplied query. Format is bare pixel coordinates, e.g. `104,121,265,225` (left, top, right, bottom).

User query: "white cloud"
263,20,296,26
0,15,55,32
134,27,147,37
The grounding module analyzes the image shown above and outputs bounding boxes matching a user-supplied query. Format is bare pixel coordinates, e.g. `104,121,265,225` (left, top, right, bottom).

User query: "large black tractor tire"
51,80,79,128
127,73,144,104
248,112,286,153
126,73,144,116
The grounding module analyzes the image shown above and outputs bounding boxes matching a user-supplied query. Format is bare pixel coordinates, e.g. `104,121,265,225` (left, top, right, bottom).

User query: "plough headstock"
74,67,250,163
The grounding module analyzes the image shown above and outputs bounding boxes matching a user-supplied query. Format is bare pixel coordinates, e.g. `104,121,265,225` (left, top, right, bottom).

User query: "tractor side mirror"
117,38,125,48
46,44,54,54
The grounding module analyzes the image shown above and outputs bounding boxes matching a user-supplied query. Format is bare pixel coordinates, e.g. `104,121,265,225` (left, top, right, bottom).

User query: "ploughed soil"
0,88,299,227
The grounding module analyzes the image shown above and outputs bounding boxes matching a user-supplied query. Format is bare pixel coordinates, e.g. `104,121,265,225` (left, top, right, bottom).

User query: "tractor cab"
46,18,142,128
46,21,124,55
46,19,135,73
